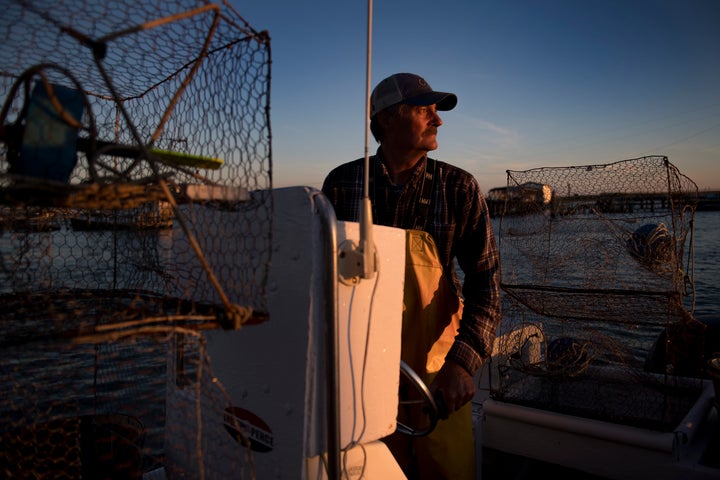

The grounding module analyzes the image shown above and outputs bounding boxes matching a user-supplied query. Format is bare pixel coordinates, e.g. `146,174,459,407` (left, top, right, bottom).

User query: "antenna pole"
363,0,372,201
337,0,376,284
359,0,376,278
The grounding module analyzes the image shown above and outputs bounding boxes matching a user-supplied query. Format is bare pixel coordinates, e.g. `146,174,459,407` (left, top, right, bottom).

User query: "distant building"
487,182,553,217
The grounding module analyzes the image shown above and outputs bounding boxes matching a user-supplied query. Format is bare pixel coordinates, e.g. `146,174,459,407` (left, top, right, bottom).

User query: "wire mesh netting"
489,156,706,431
1,0,272,476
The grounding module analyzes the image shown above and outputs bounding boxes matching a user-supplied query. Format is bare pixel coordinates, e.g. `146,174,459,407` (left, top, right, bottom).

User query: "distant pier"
695,190,720,211
487,189,720,217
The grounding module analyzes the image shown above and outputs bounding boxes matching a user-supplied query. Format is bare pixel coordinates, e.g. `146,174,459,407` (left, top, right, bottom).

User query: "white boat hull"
163,186,408,479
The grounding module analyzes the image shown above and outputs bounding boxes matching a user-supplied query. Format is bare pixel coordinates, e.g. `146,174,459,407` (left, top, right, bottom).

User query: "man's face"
385,104,443,154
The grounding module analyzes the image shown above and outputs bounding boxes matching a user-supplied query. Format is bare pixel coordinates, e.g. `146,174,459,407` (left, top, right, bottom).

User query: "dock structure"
487,189,720,217
696,190,720,211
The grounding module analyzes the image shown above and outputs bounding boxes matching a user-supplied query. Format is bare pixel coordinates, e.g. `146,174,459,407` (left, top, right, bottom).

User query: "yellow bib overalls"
383,229,475,480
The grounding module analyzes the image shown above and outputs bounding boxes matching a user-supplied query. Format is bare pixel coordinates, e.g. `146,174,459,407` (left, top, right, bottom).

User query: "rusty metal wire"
490,156,704,432
1,1,272,476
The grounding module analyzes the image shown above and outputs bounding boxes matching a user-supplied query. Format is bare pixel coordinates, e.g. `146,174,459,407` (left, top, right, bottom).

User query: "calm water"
489,210,719,324
2,210,717,321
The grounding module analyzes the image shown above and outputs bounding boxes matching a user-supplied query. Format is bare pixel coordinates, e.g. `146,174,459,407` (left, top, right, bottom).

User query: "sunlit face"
382,104,443,154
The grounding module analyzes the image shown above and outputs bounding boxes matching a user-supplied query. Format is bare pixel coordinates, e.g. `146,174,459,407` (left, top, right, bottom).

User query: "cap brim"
403,91,457,111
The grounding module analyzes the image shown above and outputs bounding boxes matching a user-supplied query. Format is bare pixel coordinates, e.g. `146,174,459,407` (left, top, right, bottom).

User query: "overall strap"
412,157,436,230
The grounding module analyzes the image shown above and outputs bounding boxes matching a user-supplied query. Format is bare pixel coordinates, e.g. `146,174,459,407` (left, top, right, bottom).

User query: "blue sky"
230,0,720,193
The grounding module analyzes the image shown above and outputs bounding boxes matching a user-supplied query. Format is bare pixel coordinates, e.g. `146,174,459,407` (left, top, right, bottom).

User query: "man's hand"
429,360,476,418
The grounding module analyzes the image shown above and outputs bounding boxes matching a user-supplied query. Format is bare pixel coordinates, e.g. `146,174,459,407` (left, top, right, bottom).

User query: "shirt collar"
375,148,427,187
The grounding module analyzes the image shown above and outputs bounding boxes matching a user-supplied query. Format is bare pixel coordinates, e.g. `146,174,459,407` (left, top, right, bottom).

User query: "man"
321,73,501,479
